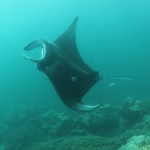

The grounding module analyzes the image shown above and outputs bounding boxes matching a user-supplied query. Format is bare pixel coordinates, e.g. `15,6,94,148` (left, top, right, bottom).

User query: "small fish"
108,83,116,87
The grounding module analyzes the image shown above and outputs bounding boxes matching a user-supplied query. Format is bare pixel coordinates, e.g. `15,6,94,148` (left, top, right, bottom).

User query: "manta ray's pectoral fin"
45,59,100,112
55,17,93,72
65,101,101,112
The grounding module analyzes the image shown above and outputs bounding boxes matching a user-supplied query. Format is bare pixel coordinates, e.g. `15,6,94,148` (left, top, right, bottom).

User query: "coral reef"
118,135,150,150
50,135,122,150
120,97,144,128
0,97,149,150
74,104,120,136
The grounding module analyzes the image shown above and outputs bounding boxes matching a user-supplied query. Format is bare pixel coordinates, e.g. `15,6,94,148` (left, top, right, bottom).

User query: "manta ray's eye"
71,76,77,82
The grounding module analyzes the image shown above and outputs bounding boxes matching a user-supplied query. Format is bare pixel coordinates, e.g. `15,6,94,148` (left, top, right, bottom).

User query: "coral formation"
0,97,149,150
50,135,122,150
120,97,144,128
75,104,120,135
118,135,150,150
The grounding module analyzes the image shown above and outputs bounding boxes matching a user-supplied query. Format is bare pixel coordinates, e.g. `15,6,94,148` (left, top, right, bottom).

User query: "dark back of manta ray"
25,17,101,112
45,17,101,110
47,60,99,104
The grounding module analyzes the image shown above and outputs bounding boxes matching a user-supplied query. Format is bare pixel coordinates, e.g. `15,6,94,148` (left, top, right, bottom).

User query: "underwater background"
0,0,150,149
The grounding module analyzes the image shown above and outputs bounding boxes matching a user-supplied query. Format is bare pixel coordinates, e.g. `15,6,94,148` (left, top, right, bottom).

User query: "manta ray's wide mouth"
23,47,46,62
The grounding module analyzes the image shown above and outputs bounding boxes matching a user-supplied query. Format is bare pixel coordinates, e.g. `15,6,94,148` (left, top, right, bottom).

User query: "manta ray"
23,17,101,111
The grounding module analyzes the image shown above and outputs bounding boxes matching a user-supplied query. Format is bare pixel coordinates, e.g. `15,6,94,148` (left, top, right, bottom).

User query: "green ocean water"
0,0,150,113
